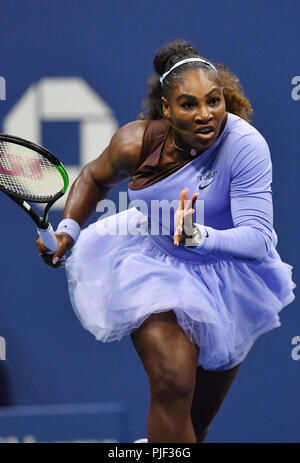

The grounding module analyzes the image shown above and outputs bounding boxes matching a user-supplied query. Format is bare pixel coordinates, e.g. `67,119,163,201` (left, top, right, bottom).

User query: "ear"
161,96,171,119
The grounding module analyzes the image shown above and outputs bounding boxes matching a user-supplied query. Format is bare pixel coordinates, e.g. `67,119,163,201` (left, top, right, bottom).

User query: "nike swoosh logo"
205,228,209,238
198,180,215,190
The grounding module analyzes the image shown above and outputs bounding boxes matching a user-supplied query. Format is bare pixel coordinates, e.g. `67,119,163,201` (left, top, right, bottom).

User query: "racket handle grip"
37,223,59,252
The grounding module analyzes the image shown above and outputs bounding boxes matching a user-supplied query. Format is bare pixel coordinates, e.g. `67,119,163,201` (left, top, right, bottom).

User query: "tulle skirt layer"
65,208,296,371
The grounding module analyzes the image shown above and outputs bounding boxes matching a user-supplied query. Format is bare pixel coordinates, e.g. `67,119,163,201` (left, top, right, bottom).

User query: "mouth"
194,126,216,142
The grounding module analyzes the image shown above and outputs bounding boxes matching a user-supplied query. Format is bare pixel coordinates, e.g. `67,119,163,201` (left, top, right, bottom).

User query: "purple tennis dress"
65,113,296,371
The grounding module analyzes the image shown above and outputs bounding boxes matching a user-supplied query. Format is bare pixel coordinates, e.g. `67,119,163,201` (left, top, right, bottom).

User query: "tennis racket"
0,134,69,252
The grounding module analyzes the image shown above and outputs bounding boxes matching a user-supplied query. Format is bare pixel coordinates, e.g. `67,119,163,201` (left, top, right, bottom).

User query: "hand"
174,188,199,246
36,233,74,268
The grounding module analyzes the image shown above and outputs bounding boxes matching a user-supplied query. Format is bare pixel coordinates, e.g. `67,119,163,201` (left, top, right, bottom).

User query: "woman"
36,40,295,443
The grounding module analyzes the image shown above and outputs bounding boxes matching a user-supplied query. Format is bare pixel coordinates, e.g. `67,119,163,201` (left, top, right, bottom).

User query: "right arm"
180,135,274,261
36,120,147,266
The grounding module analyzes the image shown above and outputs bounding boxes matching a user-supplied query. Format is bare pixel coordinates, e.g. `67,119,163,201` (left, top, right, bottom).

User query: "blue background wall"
0,0,299,442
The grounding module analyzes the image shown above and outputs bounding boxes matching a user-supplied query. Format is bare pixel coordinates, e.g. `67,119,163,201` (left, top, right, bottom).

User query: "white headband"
159,57,218,84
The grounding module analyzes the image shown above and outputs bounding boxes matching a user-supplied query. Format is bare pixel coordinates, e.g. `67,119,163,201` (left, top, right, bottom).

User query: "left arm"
175,136,275,262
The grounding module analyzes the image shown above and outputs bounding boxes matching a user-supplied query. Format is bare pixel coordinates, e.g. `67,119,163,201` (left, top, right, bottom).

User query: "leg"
190,362,242,442
131,310,199,443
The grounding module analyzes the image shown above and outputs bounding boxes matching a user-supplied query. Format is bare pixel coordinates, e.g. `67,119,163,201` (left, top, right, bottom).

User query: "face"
162,69,226,152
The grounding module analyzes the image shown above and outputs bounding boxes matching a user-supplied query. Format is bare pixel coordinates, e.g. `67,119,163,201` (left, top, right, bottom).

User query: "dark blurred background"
0,0,298,443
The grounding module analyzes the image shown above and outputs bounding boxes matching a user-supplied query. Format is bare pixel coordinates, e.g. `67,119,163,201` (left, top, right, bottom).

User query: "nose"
195,104,212,123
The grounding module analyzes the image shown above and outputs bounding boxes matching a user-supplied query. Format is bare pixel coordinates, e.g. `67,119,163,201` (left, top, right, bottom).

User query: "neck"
172,131,200,157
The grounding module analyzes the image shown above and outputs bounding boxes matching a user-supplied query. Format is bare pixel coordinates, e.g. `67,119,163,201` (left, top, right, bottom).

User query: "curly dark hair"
139,39,253,123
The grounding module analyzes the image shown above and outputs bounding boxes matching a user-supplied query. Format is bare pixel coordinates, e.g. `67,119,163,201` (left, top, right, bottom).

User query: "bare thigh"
130,310,199,396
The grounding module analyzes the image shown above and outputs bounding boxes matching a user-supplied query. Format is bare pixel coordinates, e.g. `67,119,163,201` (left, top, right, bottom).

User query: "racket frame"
0,133,69,230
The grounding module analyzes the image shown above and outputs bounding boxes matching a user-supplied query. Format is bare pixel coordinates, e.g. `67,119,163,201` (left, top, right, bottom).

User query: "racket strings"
0,141,64,201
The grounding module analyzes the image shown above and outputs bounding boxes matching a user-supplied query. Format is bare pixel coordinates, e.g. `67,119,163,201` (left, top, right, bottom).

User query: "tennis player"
36,40,295,443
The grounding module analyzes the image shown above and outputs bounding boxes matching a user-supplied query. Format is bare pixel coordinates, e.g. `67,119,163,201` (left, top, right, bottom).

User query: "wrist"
184,224,216,254
56,218,81,245
184,226,203,247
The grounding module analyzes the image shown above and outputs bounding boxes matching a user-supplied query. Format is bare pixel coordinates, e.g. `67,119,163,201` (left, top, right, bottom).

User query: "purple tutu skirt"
65,208,296,371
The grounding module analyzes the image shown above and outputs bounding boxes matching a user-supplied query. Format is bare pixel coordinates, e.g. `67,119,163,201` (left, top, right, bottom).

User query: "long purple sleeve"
192,135,275,261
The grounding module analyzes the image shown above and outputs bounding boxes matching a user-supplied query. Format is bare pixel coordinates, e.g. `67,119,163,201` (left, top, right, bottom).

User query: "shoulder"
225,113,270,155
110,120,148,153
108,120,148,173
221,114,271,174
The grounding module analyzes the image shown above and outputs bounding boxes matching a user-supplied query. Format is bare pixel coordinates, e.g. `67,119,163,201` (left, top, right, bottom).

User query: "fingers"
36,233,74,269
174,208,195,245
184,192,199,211
175,189,199,246
36,236,51,255
178,189,199,211
183,208,195,235
51,254,67,267
50,233,74,267
174,219,184,246
174,234,181,246
37,250,65,268
191,192,200,208
179,188,188,210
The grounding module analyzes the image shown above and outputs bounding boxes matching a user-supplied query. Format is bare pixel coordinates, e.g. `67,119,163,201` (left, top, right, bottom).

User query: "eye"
208,97,221,106
181,102,195,109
